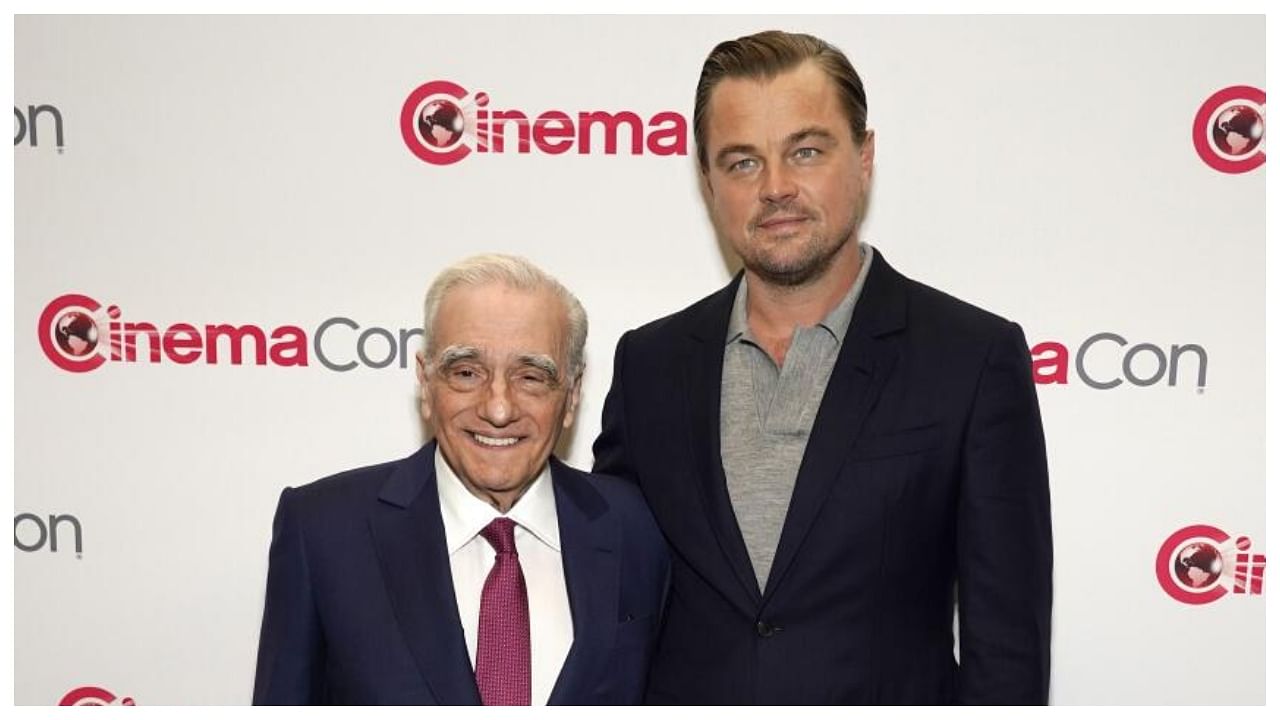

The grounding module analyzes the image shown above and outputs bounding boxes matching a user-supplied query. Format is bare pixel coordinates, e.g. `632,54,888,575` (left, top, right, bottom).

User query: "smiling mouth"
470,432,521,448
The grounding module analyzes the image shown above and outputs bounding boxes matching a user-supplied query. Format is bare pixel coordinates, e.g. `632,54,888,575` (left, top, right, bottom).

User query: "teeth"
473,433,518,447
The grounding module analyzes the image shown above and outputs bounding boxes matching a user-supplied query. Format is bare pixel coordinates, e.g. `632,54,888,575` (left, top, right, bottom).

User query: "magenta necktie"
475,517,531,706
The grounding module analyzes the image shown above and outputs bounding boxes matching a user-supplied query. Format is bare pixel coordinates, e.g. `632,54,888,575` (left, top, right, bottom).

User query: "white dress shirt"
434,449,574,706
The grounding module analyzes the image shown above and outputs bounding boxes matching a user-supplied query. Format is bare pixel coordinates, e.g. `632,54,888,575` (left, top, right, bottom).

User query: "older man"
254,254,669,705
594,31,1052,704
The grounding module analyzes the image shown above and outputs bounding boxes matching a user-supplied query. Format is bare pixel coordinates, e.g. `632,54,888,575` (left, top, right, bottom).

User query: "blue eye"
794,147,821,160
728,157,758,173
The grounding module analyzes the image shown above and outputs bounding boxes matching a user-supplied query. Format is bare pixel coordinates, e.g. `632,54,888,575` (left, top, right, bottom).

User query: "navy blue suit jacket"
593,251,1053,704
253,442,669,705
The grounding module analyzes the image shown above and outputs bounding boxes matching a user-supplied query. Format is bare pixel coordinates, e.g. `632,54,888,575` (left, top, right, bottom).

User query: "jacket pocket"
849,423,943,461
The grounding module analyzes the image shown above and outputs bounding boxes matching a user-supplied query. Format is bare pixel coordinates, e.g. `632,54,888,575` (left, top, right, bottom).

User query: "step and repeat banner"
14,15,1264,705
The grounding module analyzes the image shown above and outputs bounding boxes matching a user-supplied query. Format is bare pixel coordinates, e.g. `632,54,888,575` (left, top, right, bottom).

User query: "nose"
477,375,517,426
759,162,798,205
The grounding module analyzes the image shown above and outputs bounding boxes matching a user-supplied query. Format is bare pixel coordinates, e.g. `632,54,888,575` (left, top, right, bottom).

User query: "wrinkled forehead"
431,282,569,359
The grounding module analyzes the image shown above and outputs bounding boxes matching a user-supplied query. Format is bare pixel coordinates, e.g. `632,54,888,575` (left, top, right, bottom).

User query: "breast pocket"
849,423,943,461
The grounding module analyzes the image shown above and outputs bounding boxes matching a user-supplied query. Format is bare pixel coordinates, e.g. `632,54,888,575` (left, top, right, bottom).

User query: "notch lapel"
762,257,908,603
546,458,617,705
368,442,482,705
684,275,766,613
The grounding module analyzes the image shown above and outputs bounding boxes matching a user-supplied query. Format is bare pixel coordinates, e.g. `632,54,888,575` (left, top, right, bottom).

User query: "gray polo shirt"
721,244,875,590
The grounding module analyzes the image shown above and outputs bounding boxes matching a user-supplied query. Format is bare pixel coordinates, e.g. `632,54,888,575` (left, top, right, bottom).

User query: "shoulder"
276,449,423,522
873,252,1021,346
906,276,1015,338
623,277,737,348
553,461,663,542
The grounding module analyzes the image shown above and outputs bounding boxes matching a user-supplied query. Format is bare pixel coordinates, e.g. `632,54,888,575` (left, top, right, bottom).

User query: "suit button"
756,621,778,638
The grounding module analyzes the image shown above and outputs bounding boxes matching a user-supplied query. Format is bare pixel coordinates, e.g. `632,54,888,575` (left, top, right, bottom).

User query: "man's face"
416,282,581,510
702,60,875,287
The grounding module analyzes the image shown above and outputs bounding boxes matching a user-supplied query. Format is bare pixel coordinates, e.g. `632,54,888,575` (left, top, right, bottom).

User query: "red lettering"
270,326,309,367
533,111,574,154
123,322,161,362
1031,341,1068,384
578,111,643,154
646,111,688,156
206,324,268,365
163,323,202,364
490,110,530,153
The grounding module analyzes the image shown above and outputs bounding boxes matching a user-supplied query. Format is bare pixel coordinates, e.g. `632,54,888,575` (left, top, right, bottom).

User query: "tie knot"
480,517,518,555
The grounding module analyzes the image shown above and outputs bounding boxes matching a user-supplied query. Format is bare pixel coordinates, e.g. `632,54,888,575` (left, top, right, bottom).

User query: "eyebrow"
786,126,838,146
713,126,839,167
436,345,481,369
516,353,561,384
436,346,562,385
714,143,758,167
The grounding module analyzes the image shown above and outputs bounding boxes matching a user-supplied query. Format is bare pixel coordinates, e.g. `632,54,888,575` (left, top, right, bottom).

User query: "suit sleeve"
253,487,327,705
592,331,637,482
957,321,1053,705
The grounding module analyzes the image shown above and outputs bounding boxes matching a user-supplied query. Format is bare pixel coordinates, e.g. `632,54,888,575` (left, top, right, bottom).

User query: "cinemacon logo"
1030,333,1208,391
1156,524,1265,605
1193,85,1265,174
59,686,135,706
400,79,687,165
39,293,421,373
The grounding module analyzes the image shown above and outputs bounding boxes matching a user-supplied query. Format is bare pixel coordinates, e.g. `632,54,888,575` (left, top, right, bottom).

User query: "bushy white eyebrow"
516,353,560,381
435,345,481,370
434,346,562,386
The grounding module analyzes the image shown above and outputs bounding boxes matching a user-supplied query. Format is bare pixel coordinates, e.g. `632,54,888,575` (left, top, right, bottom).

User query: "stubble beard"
739,211,860,289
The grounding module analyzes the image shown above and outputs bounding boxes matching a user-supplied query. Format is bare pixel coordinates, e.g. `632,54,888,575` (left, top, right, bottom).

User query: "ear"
561,371,584,430
415,350,432,423
858,129,876,184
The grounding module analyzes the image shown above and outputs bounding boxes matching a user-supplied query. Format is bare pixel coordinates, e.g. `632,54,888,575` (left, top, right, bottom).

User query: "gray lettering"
48,514,83,554
13,107,26,145
1122,343,1168,387
13,513,46,552
1076,332,1125,390
1169,344,1208,388
314,317,358,372
26,104,64,148
357,327,397,369
399,328,423,368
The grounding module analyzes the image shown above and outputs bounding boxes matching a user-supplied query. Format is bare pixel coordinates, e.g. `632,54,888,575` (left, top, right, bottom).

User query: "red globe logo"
1193,86,1266,173
401,80,474,166
54,310,98,357
417,98,466,150
1211,104,1264,156
1174,541,1223,589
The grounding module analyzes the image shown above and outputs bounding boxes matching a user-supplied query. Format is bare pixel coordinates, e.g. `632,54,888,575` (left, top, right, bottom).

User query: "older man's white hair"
421,253,588,380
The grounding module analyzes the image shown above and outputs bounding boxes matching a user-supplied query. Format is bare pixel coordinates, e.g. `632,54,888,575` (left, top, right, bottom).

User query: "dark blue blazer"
253,442,669,705
593,251,1053,704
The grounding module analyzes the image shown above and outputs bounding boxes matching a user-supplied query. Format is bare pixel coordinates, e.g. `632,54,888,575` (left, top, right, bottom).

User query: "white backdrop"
13,15,1265,705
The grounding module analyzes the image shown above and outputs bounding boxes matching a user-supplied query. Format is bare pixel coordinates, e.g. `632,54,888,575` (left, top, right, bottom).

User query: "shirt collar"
725,243,875,346
435,447,561,555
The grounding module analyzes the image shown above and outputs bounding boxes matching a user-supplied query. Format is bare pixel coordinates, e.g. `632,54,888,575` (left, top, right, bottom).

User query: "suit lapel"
762,255,908,602
684,275,766,612
368,442,482,706
546,458,616,706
